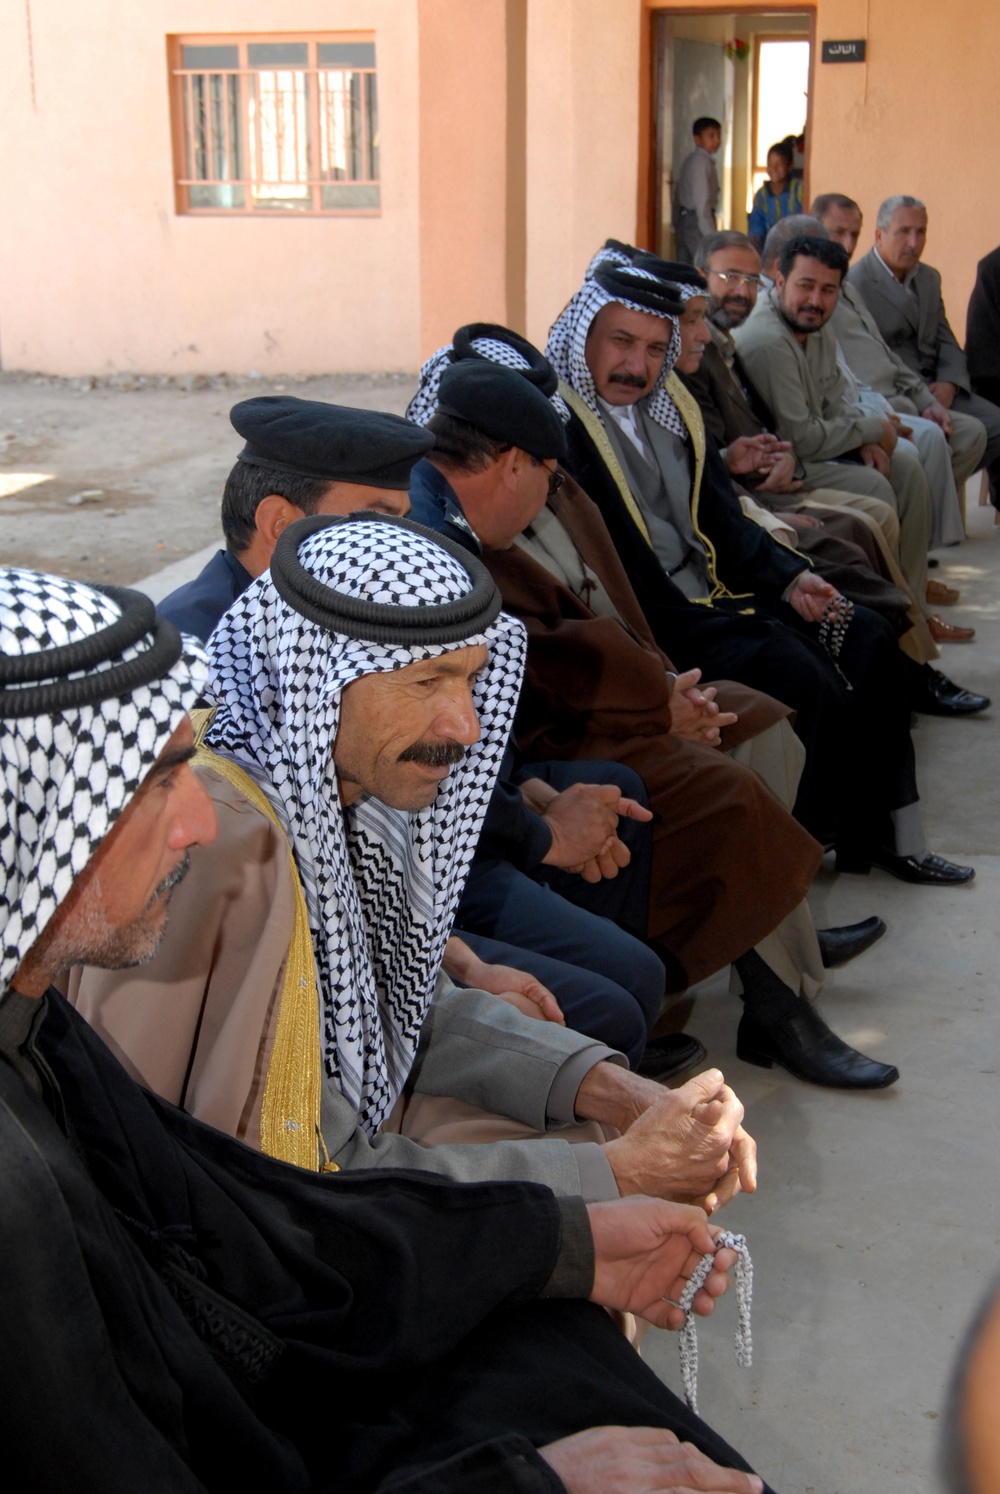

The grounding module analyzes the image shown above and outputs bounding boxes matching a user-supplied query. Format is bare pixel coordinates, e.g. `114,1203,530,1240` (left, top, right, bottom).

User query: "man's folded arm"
737,330,884,463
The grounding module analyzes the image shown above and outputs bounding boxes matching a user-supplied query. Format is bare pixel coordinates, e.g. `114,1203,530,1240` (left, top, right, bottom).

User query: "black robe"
561,392,918,848
0,990,774,1493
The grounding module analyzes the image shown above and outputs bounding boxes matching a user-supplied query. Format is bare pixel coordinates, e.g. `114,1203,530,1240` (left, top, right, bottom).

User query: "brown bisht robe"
484,479,822,993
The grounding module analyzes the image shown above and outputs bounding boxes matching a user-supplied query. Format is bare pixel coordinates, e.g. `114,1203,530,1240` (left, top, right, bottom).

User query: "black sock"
734,950,800,1027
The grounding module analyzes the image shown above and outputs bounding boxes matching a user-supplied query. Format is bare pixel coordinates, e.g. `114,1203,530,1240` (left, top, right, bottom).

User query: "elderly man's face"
817,203,863,262
15,717,217,993
705,245,762,329
585,302,674,405
674,296,713,375
875,206,928,277
335,645,487,811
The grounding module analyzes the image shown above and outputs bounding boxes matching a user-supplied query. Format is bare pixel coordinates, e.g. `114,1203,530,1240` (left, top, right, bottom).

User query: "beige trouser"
728,718,824,1002
801,451,933,618
798,488,939,665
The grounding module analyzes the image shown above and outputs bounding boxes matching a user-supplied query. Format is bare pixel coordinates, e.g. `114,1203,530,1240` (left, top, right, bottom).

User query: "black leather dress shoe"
836,848,975,885
816,916,887,968
911,666,990,716
636,1033,707,1082
737,1005,899,1089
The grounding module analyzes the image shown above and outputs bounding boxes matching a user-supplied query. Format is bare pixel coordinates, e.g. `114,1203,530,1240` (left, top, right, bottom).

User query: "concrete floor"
12,371,997,1488
133,481,999,1490
643,498,1000,1492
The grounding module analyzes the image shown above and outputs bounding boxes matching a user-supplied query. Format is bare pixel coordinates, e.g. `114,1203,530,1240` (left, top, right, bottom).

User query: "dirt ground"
0,370,418,586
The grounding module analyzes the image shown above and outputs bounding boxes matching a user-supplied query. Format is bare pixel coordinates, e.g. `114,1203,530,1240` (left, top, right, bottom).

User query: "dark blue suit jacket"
158,550,253,643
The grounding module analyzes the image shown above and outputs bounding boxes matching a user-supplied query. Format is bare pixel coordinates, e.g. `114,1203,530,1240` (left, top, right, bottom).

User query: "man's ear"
254,495,305,548
498,446,526,486
773,270,785,293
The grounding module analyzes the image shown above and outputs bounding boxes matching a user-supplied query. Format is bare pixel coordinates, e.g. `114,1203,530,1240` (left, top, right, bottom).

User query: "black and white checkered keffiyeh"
546,265,701,441
0,567,207,992
205,520,526,1137
406,333,571,429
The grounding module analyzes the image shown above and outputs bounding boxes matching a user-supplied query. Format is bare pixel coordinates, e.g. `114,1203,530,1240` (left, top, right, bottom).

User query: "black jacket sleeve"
695,437,806,603
479,746,554,872
378,1437,566,1493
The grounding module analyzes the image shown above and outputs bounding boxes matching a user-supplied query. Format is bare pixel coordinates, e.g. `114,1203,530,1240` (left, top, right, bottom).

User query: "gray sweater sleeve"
736,305,885,462
320,978,624,1200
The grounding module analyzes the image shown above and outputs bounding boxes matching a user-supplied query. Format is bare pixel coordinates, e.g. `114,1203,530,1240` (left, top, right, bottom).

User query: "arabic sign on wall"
821,39,866,63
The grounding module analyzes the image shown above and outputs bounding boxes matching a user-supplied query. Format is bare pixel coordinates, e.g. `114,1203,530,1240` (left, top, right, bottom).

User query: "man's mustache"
608,371,649,389
146,853,190,909
397,740,466,768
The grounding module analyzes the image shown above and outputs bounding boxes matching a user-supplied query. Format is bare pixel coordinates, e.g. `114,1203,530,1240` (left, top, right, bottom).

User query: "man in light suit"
734,234,936,628
848,194,1000,497
814,193,986,555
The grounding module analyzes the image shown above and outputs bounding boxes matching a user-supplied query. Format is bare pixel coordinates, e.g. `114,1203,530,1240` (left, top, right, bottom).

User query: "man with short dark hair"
690,228,937,662
673,116,722,263
692,228,988,689
158,396,428,640
735,234,939,639
0,564,771,1494
408,339,904,1091
849,195,1000,496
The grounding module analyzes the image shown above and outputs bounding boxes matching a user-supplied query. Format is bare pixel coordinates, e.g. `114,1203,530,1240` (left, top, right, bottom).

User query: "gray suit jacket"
833,280,936,414
848,248,970,393
733,288,885,472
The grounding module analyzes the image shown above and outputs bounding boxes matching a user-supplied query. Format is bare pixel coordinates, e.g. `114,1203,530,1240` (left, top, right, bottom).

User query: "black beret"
451,323,558,397
230,396,435,490
436,362,568,462
631,253,708,292
592,264,686,318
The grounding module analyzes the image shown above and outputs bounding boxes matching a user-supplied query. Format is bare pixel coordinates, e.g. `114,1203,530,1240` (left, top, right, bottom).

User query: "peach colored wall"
524,0,644,350
1,1,421,375
416,0,513,357
5,0,998,375
642,0,1000,336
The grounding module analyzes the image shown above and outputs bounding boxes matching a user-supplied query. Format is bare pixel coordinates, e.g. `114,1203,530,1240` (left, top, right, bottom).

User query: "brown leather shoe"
928,613,975,642
927,579,961,605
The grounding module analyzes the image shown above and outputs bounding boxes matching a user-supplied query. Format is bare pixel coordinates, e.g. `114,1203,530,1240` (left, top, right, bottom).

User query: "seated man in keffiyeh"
0,564,771,1493
547,243,972,892
406,339,896,1093
69,512,755,1210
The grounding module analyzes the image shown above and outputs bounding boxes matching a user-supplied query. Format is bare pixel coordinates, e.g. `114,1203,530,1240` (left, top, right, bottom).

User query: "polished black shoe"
636,1033,707,1082
836,847,975,885
737,1005,899,1089
816,916,887,968
911,666,990,717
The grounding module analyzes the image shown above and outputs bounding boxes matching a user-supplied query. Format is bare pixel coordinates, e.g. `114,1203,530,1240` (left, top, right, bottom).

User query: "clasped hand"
668,667,738,747
531,780,653,883
576,1064,757,1214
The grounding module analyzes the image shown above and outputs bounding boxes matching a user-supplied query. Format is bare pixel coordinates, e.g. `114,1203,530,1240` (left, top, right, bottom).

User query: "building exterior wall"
642,0,1000,333
525,0,643,351
2,0,996,375
2,0,422,375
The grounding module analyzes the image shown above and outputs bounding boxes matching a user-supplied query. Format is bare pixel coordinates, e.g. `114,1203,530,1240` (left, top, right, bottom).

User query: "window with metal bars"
170,35,380,215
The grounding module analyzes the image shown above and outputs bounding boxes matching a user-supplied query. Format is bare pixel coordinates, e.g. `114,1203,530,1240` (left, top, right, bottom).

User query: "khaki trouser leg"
948,408,989,490
798,489,938,664
727,720,824,1002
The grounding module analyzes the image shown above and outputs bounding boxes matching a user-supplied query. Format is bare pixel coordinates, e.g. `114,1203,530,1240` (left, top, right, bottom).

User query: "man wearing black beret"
409,352,899,1092
158,396,434,641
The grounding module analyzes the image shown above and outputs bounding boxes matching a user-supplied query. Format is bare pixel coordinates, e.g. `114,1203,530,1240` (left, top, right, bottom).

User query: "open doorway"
647,8,814,257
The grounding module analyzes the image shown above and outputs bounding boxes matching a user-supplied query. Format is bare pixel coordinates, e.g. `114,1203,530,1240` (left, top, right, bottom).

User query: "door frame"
637,2,817,251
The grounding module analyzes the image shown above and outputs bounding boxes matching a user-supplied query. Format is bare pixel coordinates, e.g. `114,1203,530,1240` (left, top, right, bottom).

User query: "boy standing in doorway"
673,116,721,262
